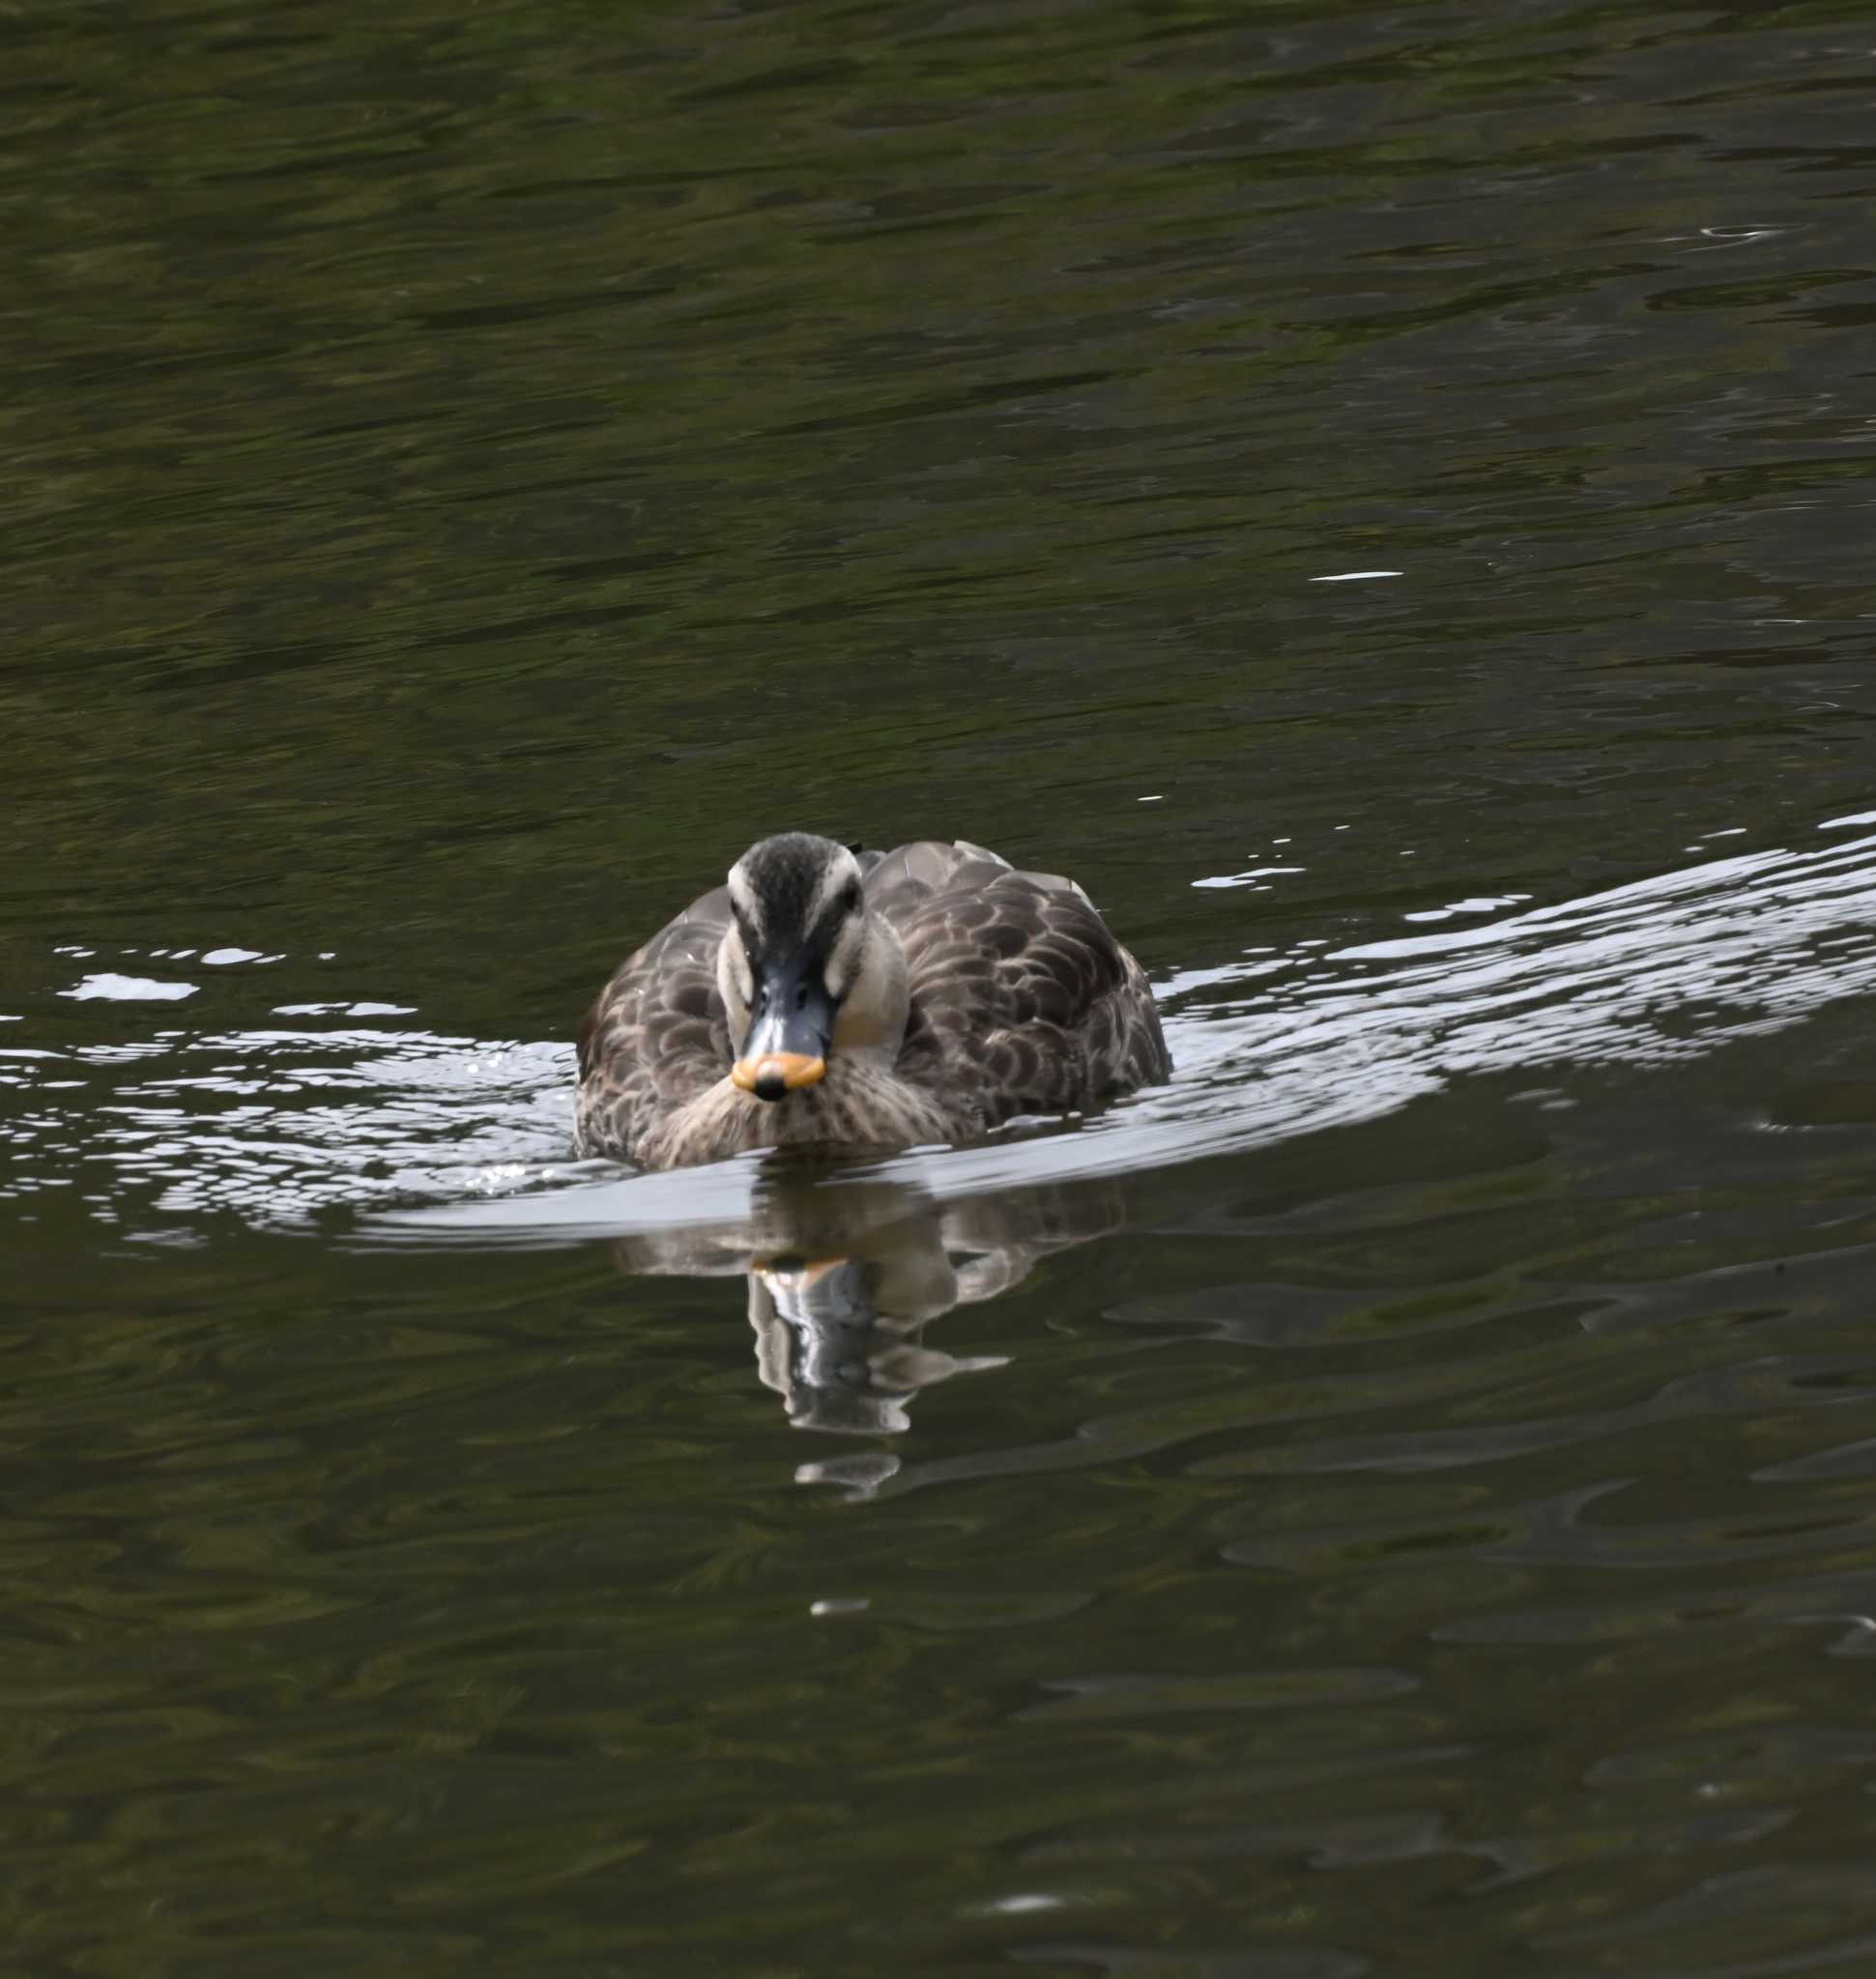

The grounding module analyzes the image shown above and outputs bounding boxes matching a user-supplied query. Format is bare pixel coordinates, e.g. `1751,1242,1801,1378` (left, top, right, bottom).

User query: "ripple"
389,818,1876,1245
10,820,1876,1241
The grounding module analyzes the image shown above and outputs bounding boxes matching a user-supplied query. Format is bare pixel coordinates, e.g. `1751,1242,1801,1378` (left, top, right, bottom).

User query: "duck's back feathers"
876,841,1169,1128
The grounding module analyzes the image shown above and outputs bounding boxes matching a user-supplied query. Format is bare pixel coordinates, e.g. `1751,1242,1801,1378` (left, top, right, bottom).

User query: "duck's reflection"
612,1168,1123,1477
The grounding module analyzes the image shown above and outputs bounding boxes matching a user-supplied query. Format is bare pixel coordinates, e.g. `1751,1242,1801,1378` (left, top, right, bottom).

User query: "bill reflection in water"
610,1166,1125,1484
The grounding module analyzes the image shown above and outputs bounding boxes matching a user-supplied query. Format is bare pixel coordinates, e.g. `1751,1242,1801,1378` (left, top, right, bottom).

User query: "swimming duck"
575,833,1170,1170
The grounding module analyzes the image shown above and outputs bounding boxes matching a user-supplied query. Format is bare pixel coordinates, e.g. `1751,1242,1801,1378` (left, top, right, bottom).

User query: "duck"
574,833,1171,1170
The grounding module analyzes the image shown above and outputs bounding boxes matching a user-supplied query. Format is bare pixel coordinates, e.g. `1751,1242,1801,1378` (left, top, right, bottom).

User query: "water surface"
7,1,1876,1971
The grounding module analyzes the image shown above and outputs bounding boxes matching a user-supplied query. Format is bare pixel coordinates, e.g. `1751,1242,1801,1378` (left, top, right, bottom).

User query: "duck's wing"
866,840,1170,1127
575,885,734,1158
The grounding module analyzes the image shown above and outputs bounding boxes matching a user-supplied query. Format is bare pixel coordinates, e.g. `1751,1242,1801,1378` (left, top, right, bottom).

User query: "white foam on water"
60,974,199,1003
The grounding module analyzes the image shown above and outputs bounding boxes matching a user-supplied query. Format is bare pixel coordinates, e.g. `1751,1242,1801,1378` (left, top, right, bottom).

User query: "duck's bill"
732,1049,826,1100
733,966,834,1101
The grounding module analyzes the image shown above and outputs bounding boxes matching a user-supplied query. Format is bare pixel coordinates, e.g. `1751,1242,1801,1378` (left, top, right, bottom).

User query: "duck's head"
718,833,906,1103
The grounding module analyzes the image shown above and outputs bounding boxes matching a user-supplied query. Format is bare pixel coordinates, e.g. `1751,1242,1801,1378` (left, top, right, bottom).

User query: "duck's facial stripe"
822,911,865,1002
732,903,760,957
805,854,862,932
727,867,764,944
719,921,757,1008
797,891,867,995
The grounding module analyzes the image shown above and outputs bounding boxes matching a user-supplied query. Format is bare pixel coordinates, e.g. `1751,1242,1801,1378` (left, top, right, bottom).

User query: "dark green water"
8,1,1876,1970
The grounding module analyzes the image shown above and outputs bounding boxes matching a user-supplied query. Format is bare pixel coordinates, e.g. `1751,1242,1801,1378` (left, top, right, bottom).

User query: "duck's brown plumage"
575,838,1170,1170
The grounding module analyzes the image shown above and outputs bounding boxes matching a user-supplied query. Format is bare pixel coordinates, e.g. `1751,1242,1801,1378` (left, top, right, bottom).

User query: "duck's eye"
794,982,810,1011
